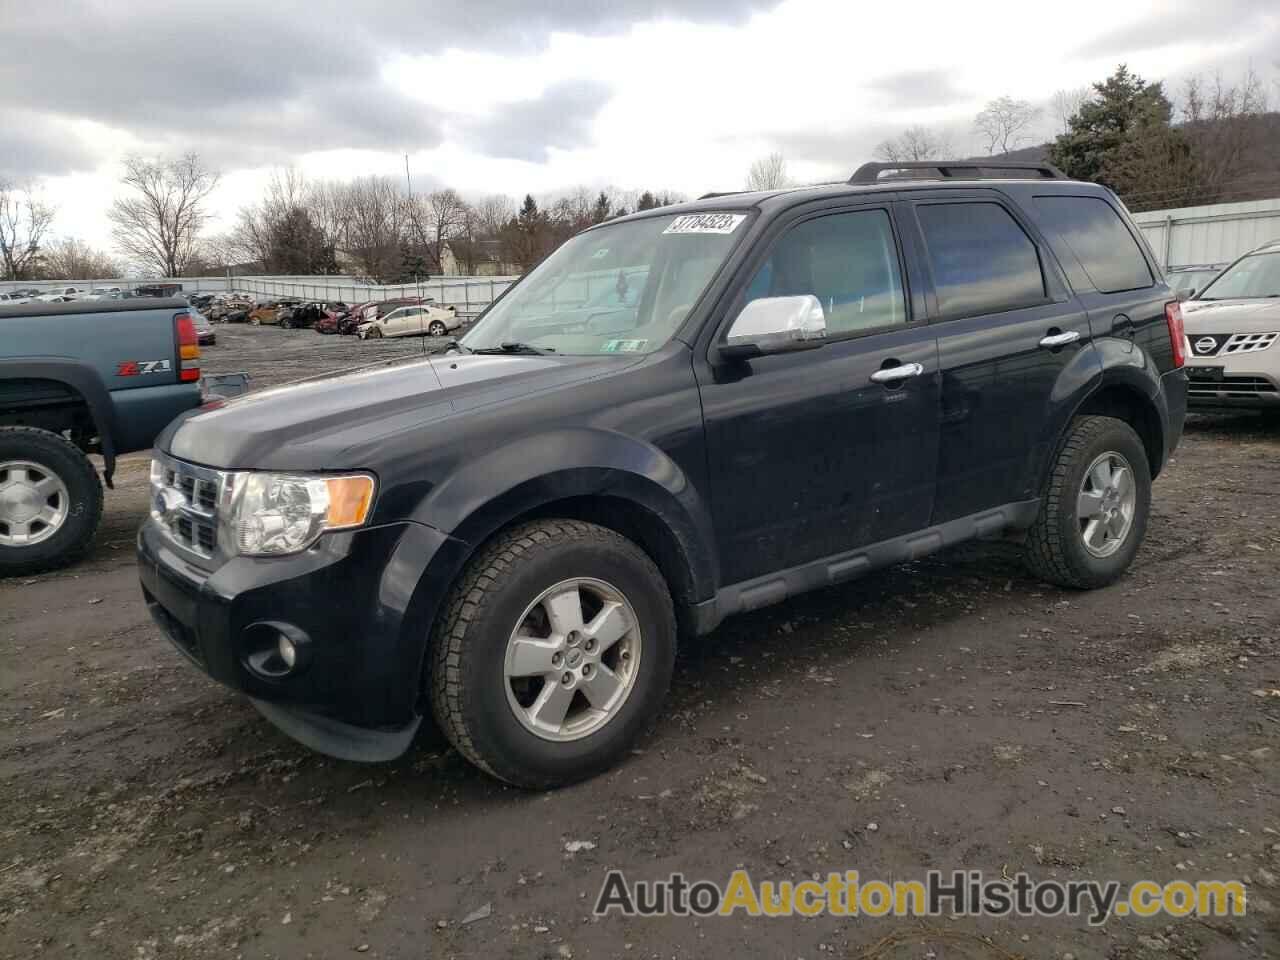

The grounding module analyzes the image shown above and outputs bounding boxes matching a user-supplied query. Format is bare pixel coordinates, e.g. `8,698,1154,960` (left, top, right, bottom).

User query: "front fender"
413,427,719,605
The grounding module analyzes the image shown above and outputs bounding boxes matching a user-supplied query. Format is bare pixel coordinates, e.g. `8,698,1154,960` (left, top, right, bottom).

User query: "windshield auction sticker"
663,213,747,235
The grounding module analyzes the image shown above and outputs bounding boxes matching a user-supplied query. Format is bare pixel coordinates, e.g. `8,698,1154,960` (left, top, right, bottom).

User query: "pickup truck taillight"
1165,301,1186,369
175,313,201,382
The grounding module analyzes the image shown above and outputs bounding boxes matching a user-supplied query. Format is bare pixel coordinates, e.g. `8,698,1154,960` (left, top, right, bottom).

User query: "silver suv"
1182,239,1280,411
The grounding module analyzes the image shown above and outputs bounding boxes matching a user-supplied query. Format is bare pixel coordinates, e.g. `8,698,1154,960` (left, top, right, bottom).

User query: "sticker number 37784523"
663,213,746,235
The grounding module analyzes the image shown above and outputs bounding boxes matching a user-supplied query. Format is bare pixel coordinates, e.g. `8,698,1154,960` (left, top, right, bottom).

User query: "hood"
1182,298,1280,334
163,352,630,470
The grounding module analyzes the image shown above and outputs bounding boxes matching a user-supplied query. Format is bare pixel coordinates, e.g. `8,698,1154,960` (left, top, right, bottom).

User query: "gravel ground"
2,324,1278,959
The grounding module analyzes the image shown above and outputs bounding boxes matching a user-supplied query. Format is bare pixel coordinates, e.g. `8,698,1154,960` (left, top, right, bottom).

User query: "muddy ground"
2,324,1278,959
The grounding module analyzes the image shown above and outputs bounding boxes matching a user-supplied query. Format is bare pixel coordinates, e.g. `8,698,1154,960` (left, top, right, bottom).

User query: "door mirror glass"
722,295,826,358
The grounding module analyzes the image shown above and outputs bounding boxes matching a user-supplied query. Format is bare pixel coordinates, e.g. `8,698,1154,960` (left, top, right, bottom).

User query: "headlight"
230,473,375,556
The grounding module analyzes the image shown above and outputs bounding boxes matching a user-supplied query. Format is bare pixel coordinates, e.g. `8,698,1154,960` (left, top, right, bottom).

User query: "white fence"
1132,198,1280,269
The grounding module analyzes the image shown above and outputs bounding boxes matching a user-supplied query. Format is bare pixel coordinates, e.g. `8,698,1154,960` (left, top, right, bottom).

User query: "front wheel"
1024,415,1151,589
428,320,447,337
365,326,383,339
431,519,676,788
0,427,103,576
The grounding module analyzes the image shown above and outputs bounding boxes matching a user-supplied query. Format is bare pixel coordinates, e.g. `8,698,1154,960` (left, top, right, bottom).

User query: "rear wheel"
0,427,103,576
431,519,676,788
1024,415,1151,589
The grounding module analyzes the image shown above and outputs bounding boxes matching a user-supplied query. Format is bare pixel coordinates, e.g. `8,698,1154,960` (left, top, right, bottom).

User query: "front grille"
1220,332,1278,356
151,454,234,559
1188,375,1278,398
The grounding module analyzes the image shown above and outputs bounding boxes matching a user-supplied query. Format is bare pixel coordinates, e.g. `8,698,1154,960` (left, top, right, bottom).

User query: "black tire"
428,320,447,337
430,519,676,789
0,427,103,577
280,318,292,329
366,326,383,339
1023,415,1151,589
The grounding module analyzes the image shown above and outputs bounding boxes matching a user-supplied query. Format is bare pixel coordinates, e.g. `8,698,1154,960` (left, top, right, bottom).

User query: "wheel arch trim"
0,358,117,484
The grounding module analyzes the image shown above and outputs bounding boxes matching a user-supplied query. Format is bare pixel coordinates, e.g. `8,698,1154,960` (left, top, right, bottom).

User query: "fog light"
278,633,297,669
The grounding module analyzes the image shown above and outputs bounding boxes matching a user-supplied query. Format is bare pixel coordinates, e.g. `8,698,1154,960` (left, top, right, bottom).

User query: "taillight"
1165,301,1186,368
175,312,201,382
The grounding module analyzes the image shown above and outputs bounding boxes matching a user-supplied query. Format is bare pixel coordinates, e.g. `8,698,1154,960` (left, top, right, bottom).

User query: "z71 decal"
117,359,172,377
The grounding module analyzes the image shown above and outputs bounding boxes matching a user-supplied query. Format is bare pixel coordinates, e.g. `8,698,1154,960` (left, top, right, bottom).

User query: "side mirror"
720,295,826,359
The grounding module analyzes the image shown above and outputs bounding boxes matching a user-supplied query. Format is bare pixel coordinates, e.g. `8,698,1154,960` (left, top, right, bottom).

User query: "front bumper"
1185,356,1280,409
137,516,465,760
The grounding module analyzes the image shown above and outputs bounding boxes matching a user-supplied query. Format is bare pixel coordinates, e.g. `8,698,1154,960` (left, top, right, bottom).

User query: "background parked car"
249,298,302,325
357,302,460,339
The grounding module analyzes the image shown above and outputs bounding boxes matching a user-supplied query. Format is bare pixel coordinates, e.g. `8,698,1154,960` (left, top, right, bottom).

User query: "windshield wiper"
471,342,555,355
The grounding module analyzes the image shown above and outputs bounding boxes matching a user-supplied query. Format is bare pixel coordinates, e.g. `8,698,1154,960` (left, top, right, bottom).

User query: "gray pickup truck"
1,298,203,574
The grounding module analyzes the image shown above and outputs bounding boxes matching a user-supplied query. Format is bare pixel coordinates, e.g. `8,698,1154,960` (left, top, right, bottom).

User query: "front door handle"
870,362,924,384
1039,330,1080,349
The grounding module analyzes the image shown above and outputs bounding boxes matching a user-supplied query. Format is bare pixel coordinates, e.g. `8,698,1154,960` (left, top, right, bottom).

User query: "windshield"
460,212,748,355
1197,251,1280,300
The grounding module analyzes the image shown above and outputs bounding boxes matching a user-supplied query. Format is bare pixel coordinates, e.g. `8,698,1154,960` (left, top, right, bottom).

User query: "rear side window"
1033,195,1153,294
916,202,1046,318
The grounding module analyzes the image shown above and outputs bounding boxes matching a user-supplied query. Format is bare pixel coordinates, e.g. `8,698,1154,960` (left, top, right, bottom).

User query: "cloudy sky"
2,0,1277,252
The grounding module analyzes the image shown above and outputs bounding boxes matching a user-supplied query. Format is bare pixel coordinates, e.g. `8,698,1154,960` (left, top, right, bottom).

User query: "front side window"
917,202,1046,318
1198,252,1280,300
462,212,748,356
743,209,906,335
1032,195,1152,294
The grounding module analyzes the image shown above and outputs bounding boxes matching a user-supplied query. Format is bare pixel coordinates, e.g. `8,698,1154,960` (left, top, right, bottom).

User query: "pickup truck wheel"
431,519,676,788
0,427,103,576
428,320,447,337
1023,415,1151,590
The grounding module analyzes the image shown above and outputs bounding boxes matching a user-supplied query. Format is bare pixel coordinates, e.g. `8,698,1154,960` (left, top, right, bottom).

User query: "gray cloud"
0,1,766,176
0,110,98,179
869,69,969,108
455,81,614,162
1074,0,1276,57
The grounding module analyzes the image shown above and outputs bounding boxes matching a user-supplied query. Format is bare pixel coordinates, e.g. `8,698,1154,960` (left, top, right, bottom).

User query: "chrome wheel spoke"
580,662,623,710
1111,466,1132,499
1105,510,1128,539
508,636,560,678
1089,458,1113,491
6,518,31,539
526,680,575,732
1083,517,1107,549
544,587,585,636
586,601,630,653
33,474,60,498
1077,490,1105,518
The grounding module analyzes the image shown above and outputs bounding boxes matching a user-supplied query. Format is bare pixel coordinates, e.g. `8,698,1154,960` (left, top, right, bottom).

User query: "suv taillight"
175,313,201,382
1165,301,1186,368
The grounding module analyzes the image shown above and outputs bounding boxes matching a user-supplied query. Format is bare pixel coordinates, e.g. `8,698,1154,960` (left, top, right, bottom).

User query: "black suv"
138,161,1188,788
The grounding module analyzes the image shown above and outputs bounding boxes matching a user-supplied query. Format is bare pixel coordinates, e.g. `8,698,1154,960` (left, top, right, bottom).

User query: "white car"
358,303,461,340
1182,239,1280,412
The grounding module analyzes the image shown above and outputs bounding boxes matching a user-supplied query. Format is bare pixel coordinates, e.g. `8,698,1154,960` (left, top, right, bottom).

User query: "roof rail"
849,160,1068,184
698,190,744,200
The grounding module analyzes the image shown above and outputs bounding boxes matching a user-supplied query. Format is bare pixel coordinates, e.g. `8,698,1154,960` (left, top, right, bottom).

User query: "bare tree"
745,153,790,191
472,194,516,238
974,97,1042,155
874,126,954,163
1181,68,1270,203
407,188,468,274
39,237,120,280
341,176,407,282
1050,86,1091,136
0,181,55,280
108,154,219,277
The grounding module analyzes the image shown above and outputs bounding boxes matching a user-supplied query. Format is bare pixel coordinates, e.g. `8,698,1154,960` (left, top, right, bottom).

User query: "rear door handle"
1039,330,1080,349
870,362,924,384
